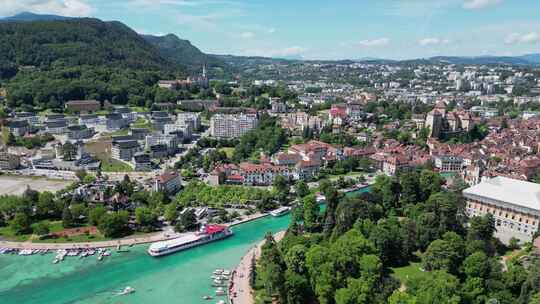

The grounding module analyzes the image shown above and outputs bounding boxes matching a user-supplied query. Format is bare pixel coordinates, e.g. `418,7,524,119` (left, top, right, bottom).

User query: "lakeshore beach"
228,230,286,304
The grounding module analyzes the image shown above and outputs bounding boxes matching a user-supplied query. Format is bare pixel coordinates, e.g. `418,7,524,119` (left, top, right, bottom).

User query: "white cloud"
463,0,502,10
505,32,540,45
0,0,93,17
267,28,276,34
241,46,307,58
357,38,390,47
240,31,255,39
132,0,239,6
419,37,451,46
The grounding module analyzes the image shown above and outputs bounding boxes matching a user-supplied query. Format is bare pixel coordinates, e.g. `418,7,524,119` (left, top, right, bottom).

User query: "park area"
0,175,71,196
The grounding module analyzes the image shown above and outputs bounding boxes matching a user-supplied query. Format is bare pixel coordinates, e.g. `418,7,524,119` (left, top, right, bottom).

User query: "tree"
259,232,286,298
466,214,496,255
97,211,129,238
75,169,87,182
373,175,401,213
462,251,491,279
418,170,442,201
2,127,15,146
273,175,290,202
284,269,311,304
295,180,310,199
9,212,31,235
176,209,198,232
88,206,106,226
404,271,461,304
70,203,87,224
284,244,308,274
22,186,39,204
422,232,465,274
333,197,373,236
517,260,540,303
135,207,157,231
399,171,420,206
36,191,56,218
62,206,74,228
320,180,339,236
303,194,319,232
33,221,50,237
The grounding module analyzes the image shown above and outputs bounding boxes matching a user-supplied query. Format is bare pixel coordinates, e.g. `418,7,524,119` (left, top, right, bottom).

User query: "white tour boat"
147,225,233,257
270,206,291,217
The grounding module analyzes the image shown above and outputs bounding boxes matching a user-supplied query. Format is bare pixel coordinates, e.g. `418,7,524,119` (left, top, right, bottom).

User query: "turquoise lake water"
0,187,370,304
0,215,291,304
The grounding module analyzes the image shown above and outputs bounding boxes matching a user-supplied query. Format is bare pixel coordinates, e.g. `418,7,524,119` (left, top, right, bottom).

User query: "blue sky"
2,0,540,59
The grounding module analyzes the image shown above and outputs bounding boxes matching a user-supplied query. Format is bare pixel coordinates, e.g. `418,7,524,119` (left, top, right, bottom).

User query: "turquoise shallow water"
0,215,291,304
0,187,371,304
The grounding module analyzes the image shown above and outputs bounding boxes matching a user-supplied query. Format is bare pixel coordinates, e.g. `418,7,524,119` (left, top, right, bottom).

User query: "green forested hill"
142,34,225,73
0,18,187,110
0,18,177,71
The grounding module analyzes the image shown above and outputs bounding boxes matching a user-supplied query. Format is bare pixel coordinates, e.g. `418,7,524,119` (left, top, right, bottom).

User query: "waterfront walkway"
0,212,270,250
228,231,286,304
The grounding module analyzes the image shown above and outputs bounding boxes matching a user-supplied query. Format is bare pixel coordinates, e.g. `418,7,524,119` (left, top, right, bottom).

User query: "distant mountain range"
1,12,539,68
0,12,73,22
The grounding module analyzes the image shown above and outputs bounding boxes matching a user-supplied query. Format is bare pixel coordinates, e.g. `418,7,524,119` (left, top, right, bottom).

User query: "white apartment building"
176,112,201,131
210,114,258,139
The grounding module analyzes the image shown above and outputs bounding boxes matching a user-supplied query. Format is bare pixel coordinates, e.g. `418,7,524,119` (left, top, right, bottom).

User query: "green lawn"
0,220,84,242
326,171,365,181
391,262,428,284
33,233,110,243
131,118,153,130
129,106,148,113
101,158,133,172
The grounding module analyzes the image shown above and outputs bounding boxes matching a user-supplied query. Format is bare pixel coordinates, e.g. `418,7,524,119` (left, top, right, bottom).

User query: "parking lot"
0,175,71,196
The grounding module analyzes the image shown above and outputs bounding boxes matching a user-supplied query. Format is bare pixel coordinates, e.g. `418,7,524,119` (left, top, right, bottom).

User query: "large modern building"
0,152,21,170
210,114,258,138
463,176,540,244
111,140,140,161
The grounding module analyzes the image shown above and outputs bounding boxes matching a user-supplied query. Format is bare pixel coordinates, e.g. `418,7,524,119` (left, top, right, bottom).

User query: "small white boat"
213,269,223,275
222,270,231,276
215,287,226,296
118,286,135,295
203,295,213,300
216,300,225,304
53,258,59,264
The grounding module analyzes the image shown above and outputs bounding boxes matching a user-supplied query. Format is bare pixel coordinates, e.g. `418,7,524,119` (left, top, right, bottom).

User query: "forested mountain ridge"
142,34,226,73
0,18,178,71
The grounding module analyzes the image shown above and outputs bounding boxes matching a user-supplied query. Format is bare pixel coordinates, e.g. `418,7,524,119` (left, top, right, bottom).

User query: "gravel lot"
0,175,71,196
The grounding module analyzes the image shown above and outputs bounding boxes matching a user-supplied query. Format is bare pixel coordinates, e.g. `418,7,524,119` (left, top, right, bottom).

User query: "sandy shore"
228,230,286,304
0,211,271,250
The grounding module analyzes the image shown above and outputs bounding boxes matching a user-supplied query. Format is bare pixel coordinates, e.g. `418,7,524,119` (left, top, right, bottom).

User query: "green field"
0,221,63,242
100,158,133,172
391,262,429,284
